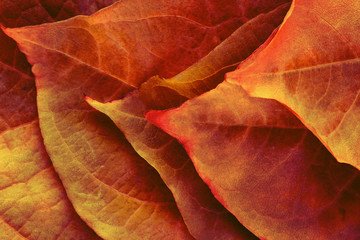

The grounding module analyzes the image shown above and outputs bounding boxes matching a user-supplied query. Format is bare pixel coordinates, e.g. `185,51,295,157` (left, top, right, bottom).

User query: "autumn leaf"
226,0,360,170
0,0,121,28
0,120,101,240
2,0,270,238
0,0,120,239
4,0,360,239
147,81,360,239
0,33,100,238
82,2,293,239
138,2,290,109
1,30,193,240
1,30,193,238
86,92,257,240
3,0,291,89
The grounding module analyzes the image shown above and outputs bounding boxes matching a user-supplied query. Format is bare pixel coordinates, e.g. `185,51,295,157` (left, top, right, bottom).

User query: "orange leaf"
0,0,125,236
83,2,291,239
227,0,360,170
138,2,290,109
3,0,290,89
0,30,100,240
86,92,257,240
147,81,360,239
3,0,293,238
0,121,101,239
1,30,194,240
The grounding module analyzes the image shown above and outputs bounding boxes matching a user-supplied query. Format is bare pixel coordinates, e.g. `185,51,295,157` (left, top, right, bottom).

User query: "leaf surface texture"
227,0,360,170
147,81,360,240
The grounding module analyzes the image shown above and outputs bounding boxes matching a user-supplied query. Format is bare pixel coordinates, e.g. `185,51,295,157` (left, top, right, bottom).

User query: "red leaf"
1,30,194,239
83,2,291,239
147,81,360,239
227,0,360,170
86,92,258,240
3,0,290,89
2,0,293,238
138,3,290,109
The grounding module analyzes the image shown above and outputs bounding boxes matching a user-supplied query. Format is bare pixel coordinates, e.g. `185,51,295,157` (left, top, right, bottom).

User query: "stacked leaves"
1,0,359,239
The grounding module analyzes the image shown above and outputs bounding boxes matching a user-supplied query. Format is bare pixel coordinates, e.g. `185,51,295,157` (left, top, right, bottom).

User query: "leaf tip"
84,95,93,102
1,25,18,39
146,109,177,136
85,96,106,113
0,25,6,32
145,110,166,127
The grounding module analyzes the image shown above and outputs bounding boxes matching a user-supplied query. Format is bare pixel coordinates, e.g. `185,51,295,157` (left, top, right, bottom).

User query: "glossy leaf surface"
147,81,360,240
227,0,360,170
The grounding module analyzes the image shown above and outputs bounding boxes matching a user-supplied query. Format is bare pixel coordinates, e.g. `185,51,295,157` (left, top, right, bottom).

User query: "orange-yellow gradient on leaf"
86,92,258,240
227,0,360,171
2,23,194,240
147,81,360,240
0,24,99,240
4,0,360,239
0,0,117,239
2,0,293,238
83,2,292,239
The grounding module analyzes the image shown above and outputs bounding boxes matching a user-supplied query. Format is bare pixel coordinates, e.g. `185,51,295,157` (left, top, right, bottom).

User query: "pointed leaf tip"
84,96,99,108
145,110,169,130
147,109,195,151
231,0,360,170
146,109,184,141
1,26,19,40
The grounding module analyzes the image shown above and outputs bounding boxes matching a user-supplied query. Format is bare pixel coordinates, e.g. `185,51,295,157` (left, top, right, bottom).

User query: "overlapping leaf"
86,92,257,240
5,0,360,239
2,0,272,238
84,2,292,239
0,36,99,240
147,81,360,239
2,27,194,240
0,121,101,239
0,0,119,239
138,3,290,109
226,0,360,170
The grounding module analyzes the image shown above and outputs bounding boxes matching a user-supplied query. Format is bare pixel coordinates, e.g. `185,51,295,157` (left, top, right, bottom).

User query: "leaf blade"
227,0,360,170
147,81,360,239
